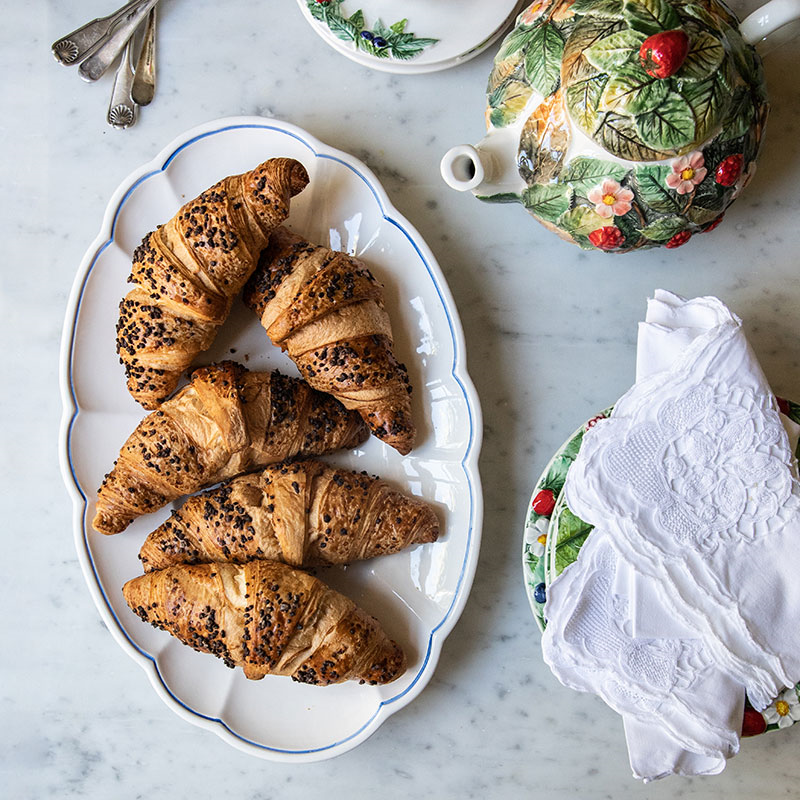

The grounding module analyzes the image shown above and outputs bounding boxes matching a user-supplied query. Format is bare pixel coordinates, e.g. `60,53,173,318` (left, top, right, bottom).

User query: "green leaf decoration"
518,91,570,185
475,191,524,204
554,508,593,576
498,24,537,60
595,112,670,161
720,88,755,141
307,1,329,22
571,0,625,18
614,208,644,249
572,233,596,250
561,429,586,461
488,79,534,128
725,26,761,86
682,74,730,143
683,2,739,31
641,214,687,241
692,177,728,211
487,53,525,94
584,29,646,72
305,1,439,60
679,31,725,81
600,63,669,114
522,182,572,223
563,17,626,87
558,205,610,235
623,0,680,35
524,23,566,97
634,163,682,212
635,92,696,150
686,204,723,225
545,454,572,490
566,74,609,133
562,156,629,193
328,13,359,41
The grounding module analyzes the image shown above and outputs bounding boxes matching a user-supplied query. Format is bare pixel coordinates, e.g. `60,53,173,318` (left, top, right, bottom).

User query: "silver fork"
78,0,159,82
51,0,152,66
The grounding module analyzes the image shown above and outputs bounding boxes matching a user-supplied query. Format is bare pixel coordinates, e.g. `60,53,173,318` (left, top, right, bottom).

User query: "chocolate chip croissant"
123,561,407,684
243,227,415,454
117,158,309,409
93,362,368,535
138,459,439,571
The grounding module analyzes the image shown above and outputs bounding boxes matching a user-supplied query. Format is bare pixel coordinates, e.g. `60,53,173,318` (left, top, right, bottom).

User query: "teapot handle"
740,0,800,46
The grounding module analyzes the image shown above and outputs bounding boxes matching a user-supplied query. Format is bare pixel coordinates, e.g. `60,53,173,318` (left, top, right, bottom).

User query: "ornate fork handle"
51,0,151,65
78,0,160,82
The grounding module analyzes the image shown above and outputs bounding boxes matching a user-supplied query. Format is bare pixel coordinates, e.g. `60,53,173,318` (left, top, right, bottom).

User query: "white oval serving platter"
59,116,483,762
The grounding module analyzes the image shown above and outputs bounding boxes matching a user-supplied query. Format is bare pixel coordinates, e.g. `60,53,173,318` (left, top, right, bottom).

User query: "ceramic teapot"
441,0,800,252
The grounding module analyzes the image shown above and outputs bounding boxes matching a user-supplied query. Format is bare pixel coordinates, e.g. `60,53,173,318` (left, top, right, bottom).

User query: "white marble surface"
4,1,800,796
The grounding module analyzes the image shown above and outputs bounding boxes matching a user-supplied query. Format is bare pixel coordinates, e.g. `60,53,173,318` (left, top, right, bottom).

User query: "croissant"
93,362,368,535
116,158,309,409
123,561,406,684
243,227,415,454
138,459,439,571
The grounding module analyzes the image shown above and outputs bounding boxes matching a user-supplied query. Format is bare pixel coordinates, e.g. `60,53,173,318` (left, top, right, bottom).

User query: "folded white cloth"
541,290,800,780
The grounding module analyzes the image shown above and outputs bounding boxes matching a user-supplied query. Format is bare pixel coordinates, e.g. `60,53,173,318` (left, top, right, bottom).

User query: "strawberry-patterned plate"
522,399,800,736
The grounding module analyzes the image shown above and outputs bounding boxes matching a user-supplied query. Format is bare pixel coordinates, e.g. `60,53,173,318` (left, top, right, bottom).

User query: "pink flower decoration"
666,151,707,195
587,179,634,219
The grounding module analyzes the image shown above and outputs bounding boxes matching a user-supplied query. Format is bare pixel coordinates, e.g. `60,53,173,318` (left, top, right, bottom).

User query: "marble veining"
4,0,800,797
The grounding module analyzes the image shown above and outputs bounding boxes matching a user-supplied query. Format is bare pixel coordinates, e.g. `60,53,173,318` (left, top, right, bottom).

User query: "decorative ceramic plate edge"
296,0,528,74
522,410,611,631
58,115,484,762
522,400,800,735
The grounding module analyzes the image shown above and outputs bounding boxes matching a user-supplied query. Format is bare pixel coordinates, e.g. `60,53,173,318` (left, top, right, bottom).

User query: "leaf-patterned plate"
296,0,527,74
522,399,800,736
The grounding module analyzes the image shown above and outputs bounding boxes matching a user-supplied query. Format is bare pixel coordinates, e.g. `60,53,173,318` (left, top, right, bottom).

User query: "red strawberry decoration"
639,30,690,79
702,214,725,233
532,489,556,516
666,230,691,248
777,397,791,416
589,226,625,251
715,154,744,187
741,708,767,737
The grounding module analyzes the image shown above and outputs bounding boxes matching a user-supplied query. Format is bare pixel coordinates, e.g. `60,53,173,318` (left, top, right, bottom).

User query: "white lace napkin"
541,290,800,780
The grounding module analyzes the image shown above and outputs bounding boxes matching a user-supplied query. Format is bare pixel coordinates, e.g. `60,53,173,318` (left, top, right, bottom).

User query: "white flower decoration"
762,687,800,729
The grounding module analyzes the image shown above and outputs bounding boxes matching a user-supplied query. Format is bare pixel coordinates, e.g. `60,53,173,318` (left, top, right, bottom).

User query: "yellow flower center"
776,700,790,717
602,193,616,205
537,533,547,546
681,167,695,181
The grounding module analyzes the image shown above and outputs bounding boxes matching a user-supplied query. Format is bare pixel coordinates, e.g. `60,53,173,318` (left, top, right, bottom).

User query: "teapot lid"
487,0,767,160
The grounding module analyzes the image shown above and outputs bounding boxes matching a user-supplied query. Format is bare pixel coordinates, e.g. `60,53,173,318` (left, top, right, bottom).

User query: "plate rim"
58,115,484,762
294,0,527,74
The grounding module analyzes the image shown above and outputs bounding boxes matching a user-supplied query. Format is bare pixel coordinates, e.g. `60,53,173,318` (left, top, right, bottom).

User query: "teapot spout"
440,129,526,199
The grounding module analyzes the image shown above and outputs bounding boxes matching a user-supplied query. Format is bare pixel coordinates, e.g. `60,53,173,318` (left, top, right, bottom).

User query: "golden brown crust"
93,362,368,536
117,158,309,409
138,459,439,571
243,228,415,454
122,561,406,685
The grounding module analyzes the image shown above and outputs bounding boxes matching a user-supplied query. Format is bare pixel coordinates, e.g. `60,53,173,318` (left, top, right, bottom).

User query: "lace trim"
601,383,794,555
543,538,737,757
